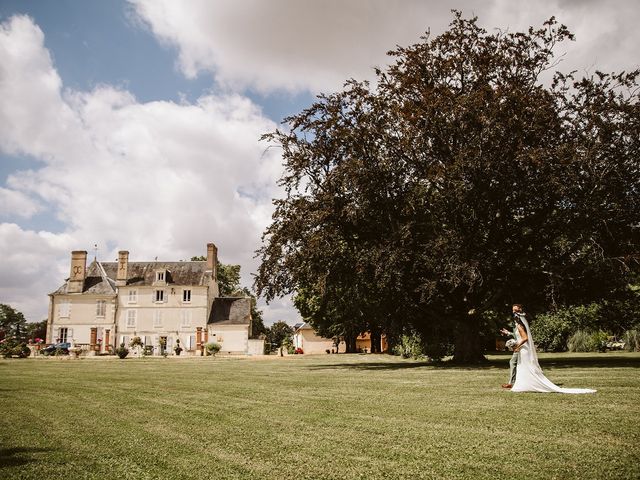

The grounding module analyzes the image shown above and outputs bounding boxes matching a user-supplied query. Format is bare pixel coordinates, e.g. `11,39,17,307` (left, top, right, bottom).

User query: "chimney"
67,250,87,293
206,243,217,278
116,250,129,286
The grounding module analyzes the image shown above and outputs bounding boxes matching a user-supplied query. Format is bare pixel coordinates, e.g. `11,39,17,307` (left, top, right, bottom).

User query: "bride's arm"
514,324,528,352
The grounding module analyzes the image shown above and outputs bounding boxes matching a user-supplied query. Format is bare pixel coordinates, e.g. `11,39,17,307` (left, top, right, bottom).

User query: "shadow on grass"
0,447,54,468
308,354,640,371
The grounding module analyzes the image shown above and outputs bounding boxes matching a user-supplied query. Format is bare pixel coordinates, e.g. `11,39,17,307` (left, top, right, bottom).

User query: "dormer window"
153,269,168,286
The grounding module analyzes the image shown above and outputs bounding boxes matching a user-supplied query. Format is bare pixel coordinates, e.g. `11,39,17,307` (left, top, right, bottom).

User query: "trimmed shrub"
567,330,608,352
115,343,129,359
623,329,640,352
1,340,31,358
205,342,221,356
533,304,601,352
392,333,424,359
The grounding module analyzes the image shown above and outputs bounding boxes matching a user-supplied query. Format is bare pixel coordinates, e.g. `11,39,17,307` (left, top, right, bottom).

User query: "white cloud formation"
130,0,640,95
0,187,42,217
0,15,295,324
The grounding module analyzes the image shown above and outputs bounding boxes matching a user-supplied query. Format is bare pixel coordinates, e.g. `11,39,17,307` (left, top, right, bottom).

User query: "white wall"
209,324,249,353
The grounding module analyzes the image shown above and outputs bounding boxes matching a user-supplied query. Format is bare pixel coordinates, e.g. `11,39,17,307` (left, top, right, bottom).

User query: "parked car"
42,342,71,355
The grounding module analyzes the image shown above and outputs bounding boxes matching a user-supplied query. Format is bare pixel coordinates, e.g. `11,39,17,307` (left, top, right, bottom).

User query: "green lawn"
1,353,639,480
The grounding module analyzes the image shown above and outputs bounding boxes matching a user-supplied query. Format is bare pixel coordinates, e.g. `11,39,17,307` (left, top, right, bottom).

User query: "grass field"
1,352,639,480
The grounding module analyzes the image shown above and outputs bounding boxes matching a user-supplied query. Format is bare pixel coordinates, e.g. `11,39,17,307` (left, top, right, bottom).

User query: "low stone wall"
247,339,266,355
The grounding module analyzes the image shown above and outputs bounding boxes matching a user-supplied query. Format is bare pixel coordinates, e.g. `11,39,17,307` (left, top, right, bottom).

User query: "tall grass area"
1,353,639,479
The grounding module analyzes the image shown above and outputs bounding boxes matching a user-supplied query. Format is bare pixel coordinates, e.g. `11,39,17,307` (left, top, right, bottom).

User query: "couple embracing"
501,304,596,394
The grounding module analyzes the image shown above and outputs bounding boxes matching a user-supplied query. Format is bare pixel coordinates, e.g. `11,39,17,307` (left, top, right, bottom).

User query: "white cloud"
0,15,287,323
0,187,42,217
0,223,72,321
129,0,640,95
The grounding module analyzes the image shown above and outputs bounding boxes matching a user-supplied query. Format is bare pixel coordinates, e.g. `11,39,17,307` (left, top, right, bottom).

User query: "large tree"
255,12,640,362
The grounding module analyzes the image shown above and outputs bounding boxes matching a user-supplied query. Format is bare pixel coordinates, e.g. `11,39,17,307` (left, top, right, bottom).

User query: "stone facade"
46,243,254,355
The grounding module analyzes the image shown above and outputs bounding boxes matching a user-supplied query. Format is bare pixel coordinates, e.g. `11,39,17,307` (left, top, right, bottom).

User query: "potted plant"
174,339,183,356
129,336,144,357
115,342,129,359
159,337,167,356
70,345,83,358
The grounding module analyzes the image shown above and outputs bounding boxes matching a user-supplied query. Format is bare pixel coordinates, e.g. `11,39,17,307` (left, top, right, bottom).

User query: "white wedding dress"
511,314,596,394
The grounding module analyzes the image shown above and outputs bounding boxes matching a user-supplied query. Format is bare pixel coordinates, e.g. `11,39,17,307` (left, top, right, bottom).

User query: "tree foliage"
255,12,640,362
0,304,28,342
25,320,47,343
266,321,294,352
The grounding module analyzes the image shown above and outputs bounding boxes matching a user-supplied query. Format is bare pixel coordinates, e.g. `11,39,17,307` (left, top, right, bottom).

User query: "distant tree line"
0,304,47,358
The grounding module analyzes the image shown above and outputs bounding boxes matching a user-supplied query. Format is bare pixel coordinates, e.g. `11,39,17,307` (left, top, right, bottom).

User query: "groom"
500,304,524,389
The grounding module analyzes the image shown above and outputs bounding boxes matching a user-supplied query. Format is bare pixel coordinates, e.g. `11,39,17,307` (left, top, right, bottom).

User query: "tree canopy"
0,304,28,342
255,12,640,361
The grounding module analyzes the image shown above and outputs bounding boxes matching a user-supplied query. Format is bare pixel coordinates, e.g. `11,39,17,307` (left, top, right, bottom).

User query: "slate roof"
51,260,116,295
208,297,251,325
100,261,212,286
51,260,212,295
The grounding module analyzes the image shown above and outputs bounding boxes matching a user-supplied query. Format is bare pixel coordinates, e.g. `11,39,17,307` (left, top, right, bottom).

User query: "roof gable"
51,260,116,295
208,297,251,325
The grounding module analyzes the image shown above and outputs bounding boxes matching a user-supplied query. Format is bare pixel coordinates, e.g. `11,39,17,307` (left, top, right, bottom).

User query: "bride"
510,306,596,394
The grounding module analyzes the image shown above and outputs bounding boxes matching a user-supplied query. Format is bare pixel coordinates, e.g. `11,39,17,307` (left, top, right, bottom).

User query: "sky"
1,0,638,324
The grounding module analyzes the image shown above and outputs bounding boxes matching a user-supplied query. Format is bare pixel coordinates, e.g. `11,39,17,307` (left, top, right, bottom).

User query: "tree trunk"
452,313,486,363
370,330,381,353
345,335,357,353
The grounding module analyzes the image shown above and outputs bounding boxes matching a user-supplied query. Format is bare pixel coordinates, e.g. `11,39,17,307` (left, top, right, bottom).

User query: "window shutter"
144,335,151,346
53,328,59,343
168,337,174,350
67,328,74,344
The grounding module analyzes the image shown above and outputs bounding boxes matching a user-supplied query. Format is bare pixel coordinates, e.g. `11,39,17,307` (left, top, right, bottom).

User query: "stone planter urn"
70,347,83,359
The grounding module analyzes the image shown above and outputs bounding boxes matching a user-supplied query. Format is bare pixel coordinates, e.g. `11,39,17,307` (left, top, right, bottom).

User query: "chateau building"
46,243,253,355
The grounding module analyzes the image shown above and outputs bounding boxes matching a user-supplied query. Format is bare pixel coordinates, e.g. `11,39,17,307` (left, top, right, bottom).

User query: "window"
153,311,163,328
189,335,196,350
128,290,137,303
126,310,137,328
96,300,106,317
180,310,192,327
156,271,165,282
183,289,191,302
154,290,164,302
58,327,68,343
59,300,70,318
